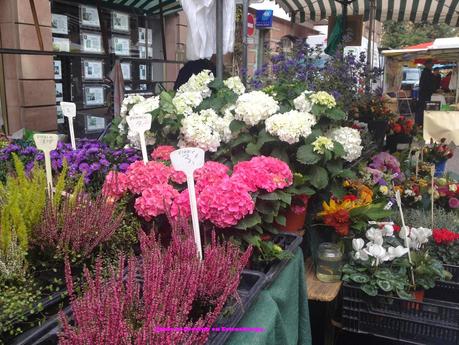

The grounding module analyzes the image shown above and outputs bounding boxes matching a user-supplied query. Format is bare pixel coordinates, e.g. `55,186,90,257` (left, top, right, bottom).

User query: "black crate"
206,270,266,345
342,283,459,345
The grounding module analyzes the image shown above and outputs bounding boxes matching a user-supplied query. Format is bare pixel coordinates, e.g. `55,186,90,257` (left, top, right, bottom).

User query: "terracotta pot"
278,208,307,233
407,289,425,311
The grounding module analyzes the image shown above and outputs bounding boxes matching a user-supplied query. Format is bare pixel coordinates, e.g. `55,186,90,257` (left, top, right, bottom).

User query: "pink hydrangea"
102,171,128,200
170,189,192,219
231,156,293,192
171,169,187,184
150,145,176,161
449,197,459,209
134,184,179,221
198,178,255,228
194,161,229,192
125,161,172,194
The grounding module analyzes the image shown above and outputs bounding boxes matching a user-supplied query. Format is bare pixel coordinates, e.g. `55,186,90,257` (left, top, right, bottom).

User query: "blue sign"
255,10,273,29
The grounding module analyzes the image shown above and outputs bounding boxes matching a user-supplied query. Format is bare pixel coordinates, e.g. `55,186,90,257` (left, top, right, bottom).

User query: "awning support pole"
242,0,249,86
216,0,224,80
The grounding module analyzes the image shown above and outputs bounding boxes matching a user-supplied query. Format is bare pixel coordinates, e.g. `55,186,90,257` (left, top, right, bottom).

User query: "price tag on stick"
60,102,76,150
395,190,415,285
34,133,58,196
170,148,205,260
126,114,152,163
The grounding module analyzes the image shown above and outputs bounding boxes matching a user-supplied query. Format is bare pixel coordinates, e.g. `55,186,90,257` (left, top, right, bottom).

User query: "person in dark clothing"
174,59,216,91
416,60,437,126
433,67,442,91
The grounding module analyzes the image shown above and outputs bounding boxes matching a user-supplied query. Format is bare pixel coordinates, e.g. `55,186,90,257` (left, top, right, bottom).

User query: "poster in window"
139,64,147,80
57,105,64,124
82,33,102,53
83,60,103,80
54,60,62,79
138,28,146,44
112,12,129,32
113,36,130,56
139,84,147,91
81,5,100,28
86,116,106,133
52,37,70,52
139,46,146,58
55,83,63,102
121,63,131,81
84,86,104,106
147,29,153,45
52,14,68,35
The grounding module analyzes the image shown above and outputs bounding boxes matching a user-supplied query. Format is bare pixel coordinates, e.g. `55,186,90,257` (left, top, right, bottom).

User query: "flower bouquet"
386,116,416,153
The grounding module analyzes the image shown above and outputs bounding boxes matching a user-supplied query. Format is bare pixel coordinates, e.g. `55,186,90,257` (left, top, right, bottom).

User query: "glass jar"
316,242,343,283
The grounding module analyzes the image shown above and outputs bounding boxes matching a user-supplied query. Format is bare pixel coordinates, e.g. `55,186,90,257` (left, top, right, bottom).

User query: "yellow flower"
312,136,334,154
318,199,356,217
379,185,389,195
343,180,351,188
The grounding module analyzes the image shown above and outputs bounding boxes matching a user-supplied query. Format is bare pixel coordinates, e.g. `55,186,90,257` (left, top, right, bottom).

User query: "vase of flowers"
423,138,454,177
385,116,415,153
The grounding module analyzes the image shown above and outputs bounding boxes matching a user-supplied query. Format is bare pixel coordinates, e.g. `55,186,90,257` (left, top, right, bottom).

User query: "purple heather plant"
367,152,404,185
60,224,252,345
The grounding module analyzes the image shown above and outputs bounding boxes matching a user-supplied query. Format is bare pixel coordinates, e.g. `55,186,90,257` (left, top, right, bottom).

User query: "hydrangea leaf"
309,166,329,190
297,145,320,165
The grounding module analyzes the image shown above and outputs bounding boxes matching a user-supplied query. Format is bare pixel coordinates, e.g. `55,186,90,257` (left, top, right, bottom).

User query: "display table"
226,250,311,345
424,111,459,144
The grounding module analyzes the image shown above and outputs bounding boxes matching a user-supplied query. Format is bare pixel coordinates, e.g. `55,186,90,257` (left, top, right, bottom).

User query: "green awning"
276,0,459,27
100,0,181,15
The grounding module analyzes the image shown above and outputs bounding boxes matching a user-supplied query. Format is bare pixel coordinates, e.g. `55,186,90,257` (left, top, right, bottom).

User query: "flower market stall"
1,35,459,345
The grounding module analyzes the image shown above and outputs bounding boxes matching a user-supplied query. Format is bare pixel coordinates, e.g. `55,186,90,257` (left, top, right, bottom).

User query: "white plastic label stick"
60,102,77,150
170,147,205,260
395,190,415,285
34,133,59,196
126,114,152,163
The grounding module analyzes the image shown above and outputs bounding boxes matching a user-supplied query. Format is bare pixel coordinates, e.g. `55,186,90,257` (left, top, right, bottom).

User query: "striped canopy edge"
100,0,181,15
275,0,459,27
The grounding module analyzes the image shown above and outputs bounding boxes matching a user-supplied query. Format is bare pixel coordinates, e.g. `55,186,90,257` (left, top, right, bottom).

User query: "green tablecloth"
226,250,311,345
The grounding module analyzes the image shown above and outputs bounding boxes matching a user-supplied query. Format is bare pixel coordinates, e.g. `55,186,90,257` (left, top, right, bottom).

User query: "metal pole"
367,0,374,67
257,29,264,70
242,0,249,86
216,0,224,80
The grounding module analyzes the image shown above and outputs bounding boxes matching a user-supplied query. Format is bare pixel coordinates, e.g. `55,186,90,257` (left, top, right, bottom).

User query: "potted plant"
385,116,416,153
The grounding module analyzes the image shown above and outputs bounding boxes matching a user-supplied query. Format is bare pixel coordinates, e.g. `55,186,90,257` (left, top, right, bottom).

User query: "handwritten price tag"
34,133,58,195
127,114,152,163
60,102,77,150
171,148,205,260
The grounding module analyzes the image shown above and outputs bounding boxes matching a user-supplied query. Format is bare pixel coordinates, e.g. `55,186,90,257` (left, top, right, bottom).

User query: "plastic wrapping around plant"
250,232,302,288
342,282,459,345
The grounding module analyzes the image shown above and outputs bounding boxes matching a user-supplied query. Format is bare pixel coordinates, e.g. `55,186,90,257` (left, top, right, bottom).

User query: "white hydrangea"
173,91,204,115
234,91,279,126
327,127,363,162
293,91,313,113
265,110,317,144
176,69,214,98
129,96,160,117
224,76,245,95
179,109,229,152
127,130,156,148
310,91,337,109
120,94,145,117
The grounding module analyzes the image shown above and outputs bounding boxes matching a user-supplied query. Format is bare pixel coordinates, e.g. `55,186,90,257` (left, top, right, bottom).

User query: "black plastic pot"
2,290,67,345
385,133,412,153
368,119,388,149
206,270,266,345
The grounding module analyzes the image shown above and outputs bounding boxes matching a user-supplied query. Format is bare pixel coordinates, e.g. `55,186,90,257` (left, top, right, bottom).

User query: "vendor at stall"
416,60,437,125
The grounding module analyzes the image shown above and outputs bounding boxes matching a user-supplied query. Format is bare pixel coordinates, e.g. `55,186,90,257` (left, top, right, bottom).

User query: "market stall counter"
226,250,311,345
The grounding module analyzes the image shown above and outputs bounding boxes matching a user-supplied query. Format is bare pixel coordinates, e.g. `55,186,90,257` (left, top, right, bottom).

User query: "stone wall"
0,0,57,134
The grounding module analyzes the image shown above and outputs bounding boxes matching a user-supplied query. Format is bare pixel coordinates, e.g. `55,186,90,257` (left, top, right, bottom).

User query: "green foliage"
0,156,47,253
382,21,457,49
410,251,452,290
0,277,44,339
394,207,459,231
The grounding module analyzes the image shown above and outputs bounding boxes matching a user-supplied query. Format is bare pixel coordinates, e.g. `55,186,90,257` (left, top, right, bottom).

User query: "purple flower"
449,197,459,209
119,163,130,172
78,163,90,173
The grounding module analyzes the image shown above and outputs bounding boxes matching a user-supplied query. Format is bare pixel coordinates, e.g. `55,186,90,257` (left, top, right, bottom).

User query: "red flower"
393,225,401,232
343,194,358,202
392,123,402,134
323,209,350,237
432,228,459,244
